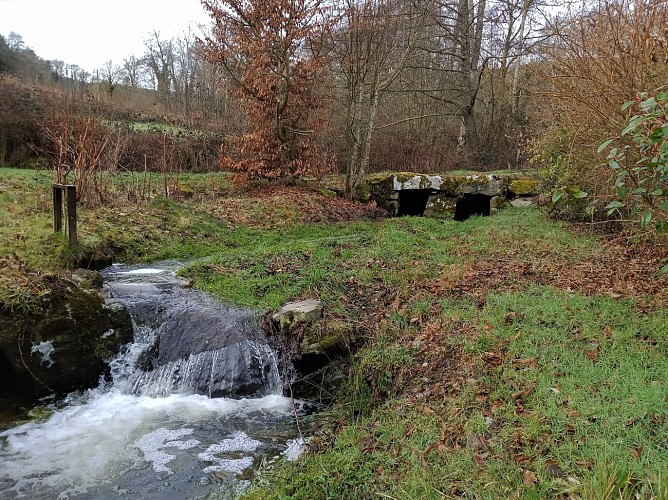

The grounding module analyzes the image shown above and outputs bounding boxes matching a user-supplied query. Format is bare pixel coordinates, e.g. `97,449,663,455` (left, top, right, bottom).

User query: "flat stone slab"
510,197,537,208
272,299,323,331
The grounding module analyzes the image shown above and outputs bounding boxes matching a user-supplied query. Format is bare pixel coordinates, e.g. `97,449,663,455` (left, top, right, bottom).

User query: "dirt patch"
210,186,387,228
426,241,668,310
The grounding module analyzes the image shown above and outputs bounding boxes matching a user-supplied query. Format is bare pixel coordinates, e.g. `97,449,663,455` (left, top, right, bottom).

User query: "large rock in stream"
0,274,133,400
103,268,281,399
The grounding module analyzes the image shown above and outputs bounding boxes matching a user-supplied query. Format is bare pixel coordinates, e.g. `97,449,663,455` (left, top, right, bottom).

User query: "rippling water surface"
0,263,304,499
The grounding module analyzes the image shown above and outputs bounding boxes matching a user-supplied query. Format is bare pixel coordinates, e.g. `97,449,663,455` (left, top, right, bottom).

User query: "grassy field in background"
0,168,666,499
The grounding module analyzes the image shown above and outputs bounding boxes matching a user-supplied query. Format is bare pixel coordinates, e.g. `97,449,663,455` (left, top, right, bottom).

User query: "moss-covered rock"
508,178,540,196
457,174,505,196
0,277,133,400
424,194,457,219
300,319,351,356
272,299,323,332
355,174,399,214
318,188,338,198
74,242,114,270
292,320,352,403
176,182,195,199
509,197,537,208
490,195,509,214
71,269,104,289
393,172,442,191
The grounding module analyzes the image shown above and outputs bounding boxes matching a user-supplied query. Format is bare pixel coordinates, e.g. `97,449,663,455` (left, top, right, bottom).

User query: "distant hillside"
0,32,54,85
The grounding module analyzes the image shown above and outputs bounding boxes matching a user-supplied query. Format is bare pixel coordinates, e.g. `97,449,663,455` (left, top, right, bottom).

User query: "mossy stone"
318,188,338,198
272,299,323,332
424,194,457,219
509,179,539,196
0,279,133,400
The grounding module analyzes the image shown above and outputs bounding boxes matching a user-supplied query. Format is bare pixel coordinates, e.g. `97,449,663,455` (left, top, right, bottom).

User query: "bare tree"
336,0,432,196
173,31,199,123
50,59,66,80
99,60,122,98
122,55,144,88
144,31,175,108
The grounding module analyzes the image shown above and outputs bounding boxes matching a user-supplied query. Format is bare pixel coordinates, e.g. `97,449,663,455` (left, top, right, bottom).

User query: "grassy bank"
183,208,666,499
0,168,666,498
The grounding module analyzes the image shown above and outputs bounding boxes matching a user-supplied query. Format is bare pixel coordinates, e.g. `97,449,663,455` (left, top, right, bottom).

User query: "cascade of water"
0,262,302,500
127,340,281,398
102,262,282,399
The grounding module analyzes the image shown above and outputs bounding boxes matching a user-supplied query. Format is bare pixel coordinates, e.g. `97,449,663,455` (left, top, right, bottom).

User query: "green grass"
185,208,598,313
215,211,664,500
479,289,667,497
0,168,234,270
0,168,61,269
186,221,379,309
245,289,667,499
1,167,665,498
106,119,216,138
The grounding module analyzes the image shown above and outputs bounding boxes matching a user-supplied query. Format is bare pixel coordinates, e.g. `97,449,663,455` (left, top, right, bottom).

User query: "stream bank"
0,269,133,404
0,262,315,499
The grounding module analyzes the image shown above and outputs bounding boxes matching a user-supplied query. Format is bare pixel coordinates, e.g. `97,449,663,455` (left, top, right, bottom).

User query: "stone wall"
356,171,543,219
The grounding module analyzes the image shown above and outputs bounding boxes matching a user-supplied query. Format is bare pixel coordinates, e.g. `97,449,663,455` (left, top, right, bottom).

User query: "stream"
0,262,306,499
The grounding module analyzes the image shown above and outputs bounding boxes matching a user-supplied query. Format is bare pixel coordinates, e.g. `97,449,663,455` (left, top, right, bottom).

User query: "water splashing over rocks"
0,261,303,499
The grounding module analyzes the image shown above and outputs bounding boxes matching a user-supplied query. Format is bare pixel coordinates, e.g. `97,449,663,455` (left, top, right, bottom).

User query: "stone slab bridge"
356,171,545,220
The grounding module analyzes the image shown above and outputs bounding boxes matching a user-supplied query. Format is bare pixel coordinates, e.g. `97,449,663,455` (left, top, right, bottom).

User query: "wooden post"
66,185,77,246
53,184,63,233
53,183,77,246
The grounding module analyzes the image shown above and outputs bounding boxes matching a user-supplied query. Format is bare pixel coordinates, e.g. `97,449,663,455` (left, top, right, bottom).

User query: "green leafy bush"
599,89,668,231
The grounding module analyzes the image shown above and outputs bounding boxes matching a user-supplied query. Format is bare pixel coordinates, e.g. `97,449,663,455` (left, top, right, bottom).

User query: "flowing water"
0,263,305,499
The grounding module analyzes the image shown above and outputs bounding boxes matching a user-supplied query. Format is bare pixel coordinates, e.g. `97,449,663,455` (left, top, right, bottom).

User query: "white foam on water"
202,457,255,475
0,392,291,499
202,431,263,454
122,268,166,275
134,428,200,474
198,431,263,474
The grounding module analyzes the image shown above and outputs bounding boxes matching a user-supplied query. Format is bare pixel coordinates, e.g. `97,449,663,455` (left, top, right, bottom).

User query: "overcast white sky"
0,0,212,73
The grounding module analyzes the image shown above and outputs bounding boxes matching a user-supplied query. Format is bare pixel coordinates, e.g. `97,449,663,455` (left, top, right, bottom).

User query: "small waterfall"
127,340,281,398
0,262,304,500
102,262,283,400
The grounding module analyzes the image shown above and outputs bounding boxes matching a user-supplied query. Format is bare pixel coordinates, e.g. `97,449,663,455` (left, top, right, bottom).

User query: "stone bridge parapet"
356,171,544,220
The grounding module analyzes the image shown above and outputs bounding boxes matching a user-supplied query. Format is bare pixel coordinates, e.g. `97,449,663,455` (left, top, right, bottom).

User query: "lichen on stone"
509,179,539,196
358,170,546,218
424,194,457,219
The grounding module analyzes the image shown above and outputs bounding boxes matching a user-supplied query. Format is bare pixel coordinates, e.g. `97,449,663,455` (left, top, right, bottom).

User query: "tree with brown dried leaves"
200,0,333,182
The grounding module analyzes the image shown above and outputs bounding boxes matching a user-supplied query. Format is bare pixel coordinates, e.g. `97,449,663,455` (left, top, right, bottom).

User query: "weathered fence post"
53,183,77,246
53,184,63,233
66,184,77,246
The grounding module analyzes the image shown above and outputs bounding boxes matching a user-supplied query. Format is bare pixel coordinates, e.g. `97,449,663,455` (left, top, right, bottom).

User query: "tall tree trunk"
456,0,486,154
510,0,530,117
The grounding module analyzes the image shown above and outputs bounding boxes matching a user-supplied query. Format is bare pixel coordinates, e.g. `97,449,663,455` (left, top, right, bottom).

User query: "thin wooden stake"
53,184,63,233
66,185,77,246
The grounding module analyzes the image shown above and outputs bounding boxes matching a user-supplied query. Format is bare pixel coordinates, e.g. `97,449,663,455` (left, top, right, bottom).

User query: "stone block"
272,299,323,332
424,194,457,219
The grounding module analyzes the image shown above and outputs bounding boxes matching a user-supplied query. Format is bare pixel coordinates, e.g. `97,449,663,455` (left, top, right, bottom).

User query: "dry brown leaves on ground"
426,240,668,310
396,318,479,408
210,186,387,228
